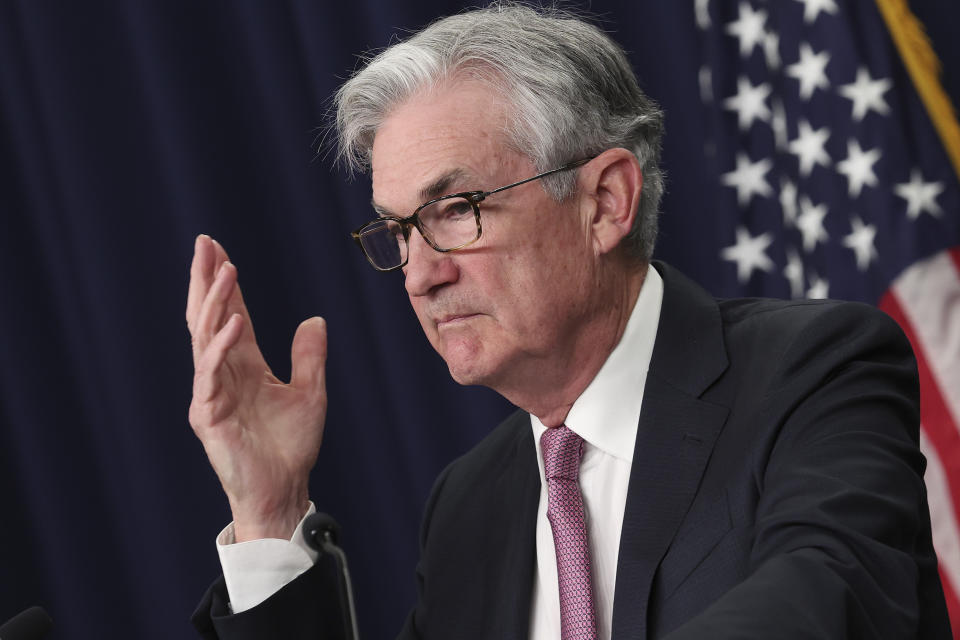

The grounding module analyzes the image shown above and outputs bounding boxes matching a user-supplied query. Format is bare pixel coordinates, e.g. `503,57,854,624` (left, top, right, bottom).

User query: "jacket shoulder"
716,296,913,367
433,408,531,496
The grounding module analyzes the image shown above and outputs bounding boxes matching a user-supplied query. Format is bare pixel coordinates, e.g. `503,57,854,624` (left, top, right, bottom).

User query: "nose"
403,227,459,297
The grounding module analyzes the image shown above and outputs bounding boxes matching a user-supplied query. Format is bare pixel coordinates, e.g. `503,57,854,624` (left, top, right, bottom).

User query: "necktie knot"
541,425,585,482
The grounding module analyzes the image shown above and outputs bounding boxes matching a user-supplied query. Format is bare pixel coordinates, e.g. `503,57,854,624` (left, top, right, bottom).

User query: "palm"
209,339,320,487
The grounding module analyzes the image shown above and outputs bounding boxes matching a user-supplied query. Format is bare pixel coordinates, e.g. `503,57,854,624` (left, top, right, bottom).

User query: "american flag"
694,0,960,630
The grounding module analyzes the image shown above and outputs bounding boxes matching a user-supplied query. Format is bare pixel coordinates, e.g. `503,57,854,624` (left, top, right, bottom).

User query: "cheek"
511,237,583,297
510,247,595,337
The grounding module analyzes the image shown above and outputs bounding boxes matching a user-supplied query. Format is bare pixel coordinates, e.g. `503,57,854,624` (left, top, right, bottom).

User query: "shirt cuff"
216,502,321,614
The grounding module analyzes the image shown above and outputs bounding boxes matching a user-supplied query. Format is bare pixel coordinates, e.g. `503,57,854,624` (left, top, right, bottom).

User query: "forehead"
370,80,524,210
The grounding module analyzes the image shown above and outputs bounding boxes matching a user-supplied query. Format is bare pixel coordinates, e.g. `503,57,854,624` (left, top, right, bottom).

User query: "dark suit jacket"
193,262,952,639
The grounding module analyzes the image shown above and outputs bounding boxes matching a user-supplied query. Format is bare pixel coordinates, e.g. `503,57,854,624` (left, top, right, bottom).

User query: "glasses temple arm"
482,157,593,198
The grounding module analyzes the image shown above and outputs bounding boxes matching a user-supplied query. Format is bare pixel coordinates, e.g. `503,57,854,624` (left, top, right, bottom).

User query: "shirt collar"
531,264,664,462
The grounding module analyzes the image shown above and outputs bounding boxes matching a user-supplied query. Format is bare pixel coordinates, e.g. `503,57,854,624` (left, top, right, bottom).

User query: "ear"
578,148,643,256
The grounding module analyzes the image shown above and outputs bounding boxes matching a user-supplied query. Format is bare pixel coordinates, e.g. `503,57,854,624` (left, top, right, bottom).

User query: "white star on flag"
721,152,773,207
771,98,789,150
788,119,831,176
796,195,829,251
780,178,799,226
836,139,881,197
699,66,714,102
695,0,711,30
724,76,772,130
786,43,831,100
793,0,839,24
806,272,830,299
894,169,945,219
721,226,775,283
763,30,781,70
838,67,893,121
725,2,768,57
842,215,878,271
783,248,805,298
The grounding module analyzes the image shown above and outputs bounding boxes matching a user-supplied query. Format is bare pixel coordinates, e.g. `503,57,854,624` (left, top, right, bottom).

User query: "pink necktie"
541,425,598,640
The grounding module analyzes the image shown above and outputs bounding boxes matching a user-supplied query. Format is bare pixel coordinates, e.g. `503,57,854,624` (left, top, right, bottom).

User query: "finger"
290,316,327,395
209,238,257,328
186,234,216,331
193,313,244,403
193,261,238,358
210,237,232,265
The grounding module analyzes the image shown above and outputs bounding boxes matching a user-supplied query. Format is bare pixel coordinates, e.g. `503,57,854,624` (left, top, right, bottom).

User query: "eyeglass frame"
350,156,595,272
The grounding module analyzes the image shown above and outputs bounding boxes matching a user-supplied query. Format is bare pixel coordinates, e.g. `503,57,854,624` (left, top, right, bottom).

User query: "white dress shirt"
217,265,664,639
529,265,662,639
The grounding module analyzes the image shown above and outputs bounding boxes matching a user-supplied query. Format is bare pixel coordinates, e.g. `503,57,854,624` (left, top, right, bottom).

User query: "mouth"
436,313,480,328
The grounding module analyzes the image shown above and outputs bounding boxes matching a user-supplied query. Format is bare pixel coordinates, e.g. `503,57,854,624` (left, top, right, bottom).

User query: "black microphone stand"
302,513,360,640
0,606,53,640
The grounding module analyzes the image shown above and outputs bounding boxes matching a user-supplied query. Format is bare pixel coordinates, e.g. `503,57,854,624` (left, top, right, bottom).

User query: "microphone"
302,512,360,640
0,606,53,640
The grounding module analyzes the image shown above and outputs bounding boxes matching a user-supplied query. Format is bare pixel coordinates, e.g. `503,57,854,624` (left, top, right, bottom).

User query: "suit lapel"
611,263,730,640
610,377,728,639
491,418,540,639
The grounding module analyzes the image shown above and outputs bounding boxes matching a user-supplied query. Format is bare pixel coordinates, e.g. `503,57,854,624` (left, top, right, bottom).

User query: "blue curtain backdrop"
1,2,958,638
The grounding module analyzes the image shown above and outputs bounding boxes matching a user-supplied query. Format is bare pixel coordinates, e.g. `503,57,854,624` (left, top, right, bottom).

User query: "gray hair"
334,2,665,261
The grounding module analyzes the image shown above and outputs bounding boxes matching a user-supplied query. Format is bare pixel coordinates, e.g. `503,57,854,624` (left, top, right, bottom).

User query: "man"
187,4,950,638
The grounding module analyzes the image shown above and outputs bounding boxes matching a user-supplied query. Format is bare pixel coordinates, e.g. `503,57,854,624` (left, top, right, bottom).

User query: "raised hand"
186,234,328,542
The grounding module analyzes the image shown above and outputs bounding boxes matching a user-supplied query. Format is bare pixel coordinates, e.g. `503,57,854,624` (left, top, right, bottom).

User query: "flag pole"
876,0,960,183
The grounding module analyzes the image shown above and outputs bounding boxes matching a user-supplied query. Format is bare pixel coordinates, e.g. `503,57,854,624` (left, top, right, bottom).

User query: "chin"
443,355,490,387
440,342,496,387
446,366,480,386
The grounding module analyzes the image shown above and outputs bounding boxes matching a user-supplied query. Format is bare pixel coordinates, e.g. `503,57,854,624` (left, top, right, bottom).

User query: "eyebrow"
372,167,474,217
419,168,469,201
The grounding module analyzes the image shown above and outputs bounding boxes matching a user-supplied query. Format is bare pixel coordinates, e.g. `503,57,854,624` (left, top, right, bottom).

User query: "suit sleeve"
666,303,951,639
191,553,350,640
191,464,455,640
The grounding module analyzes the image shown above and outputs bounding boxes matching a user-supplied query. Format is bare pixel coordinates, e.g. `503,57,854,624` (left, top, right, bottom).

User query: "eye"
439,199,473,218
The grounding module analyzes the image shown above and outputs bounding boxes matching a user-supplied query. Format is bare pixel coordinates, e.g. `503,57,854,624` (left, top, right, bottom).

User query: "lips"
436,313,480,327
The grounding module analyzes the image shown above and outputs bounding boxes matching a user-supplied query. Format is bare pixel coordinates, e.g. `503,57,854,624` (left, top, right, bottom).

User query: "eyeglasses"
351,157,593,272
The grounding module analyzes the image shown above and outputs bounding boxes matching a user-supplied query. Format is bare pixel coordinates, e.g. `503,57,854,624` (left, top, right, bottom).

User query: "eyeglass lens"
360,196,479,270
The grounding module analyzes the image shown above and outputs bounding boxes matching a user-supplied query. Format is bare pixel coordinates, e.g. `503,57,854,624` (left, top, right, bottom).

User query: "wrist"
229,491,310,542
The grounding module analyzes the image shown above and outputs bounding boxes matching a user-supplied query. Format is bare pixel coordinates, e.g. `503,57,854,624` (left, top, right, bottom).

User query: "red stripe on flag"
879,290,960,630
941,568,960,639
950,246,960,276
880,292,960,513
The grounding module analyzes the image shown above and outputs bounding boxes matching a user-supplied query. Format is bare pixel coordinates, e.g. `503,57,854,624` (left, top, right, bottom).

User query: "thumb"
290,316,327,392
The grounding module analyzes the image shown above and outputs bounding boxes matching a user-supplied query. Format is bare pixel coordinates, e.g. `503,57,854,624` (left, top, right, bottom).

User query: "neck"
500,262,648,427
